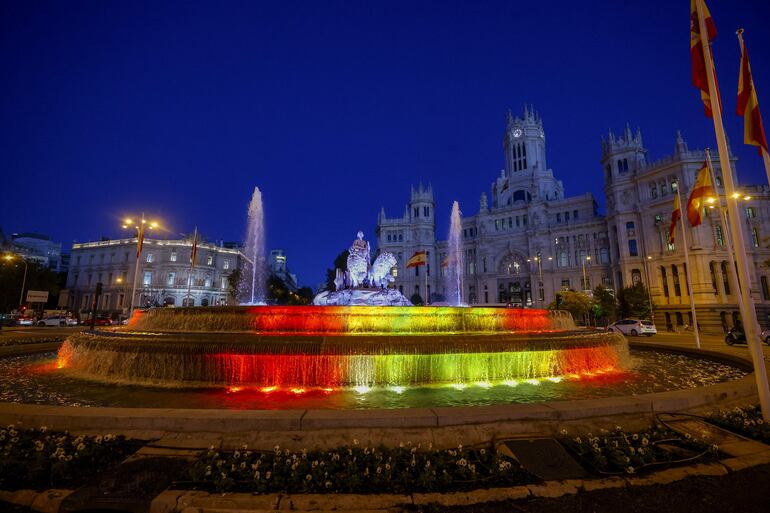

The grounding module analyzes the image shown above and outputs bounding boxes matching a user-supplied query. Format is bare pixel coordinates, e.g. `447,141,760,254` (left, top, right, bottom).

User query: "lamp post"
3,253,29,308
582,255,591,292
122,214,159,321
641,255,655,323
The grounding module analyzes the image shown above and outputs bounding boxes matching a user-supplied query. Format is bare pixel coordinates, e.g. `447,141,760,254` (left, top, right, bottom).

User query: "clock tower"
494,105,563,207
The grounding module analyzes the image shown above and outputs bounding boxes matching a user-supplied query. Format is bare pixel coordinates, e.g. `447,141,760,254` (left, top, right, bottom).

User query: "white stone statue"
346,231,371,288
371,252,397,288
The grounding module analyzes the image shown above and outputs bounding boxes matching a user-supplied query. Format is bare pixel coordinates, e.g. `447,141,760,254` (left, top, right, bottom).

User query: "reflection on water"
0,350,747,410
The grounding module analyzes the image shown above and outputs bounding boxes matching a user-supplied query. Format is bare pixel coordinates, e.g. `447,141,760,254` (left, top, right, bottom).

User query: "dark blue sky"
2,0,769,287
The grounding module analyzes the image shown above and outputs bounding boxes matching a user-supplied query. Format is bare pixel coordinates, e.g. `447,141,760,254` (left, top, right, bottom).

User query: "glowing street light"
2,253,29,308
582,255,591,292
122,213,161,320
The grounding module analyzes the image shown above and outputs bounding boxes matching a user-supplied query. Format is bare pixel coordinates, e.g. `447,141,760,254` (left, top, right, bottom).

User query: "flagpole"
705,149,744,326
696,0,770,419
186,227,197,306
736,29,770,187
425,251,429,305
675,187,701,349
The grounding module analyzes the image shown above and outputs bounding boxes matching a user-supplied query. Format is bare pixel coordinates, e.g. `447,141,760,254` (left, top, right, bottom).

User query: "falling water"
446,201,465,306
241,187,267,305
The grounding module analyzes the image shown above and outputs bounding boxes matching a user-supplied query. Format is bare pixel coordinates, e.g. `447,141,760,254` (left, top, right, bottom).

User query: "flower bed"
182,441,536,494
0,424,141,490
560,425,718,475
0,336,66,348
707,405,770,444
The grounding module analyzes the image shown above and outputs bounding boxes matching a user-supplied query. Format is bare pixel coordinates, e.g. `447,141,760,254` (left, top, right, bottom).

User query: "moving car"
607,319,657,337
726,328,770,346
16,316,35,326
80,316,112,327
37,315,78,327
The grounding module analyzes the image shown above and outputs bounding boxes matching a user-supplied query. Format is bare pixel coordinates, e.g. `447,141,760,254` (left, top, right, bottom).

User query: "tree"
547,290,592,325
325,250,349,291
226,268,243,304
0,259,62,313
410,293,424,306
592,285,618,326
267,274,289,304
617,283,652,319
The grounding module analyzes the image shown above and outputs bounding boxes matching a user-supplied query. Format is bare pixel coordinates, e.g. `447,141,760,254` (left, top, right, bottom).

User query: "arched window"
599,247,609,264
558,251,569,268
617,159,623,173
675,312,684,326
623,158,629,172
164,297,175,306
201,298,210,307
183,297,195,307
715,225,724,247
513,190,526,203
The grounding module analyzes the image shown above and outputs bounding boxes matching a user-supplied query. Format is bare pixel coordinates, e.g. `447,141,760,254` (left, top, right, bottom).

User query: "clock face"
512,128,523,138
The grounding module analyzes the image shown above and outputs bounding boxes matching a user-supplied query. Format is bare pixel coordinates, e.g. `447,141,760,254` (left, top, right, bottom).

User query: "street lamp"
122,213,160,321
3,253,29,308
582,255,591,292
642,255,655,323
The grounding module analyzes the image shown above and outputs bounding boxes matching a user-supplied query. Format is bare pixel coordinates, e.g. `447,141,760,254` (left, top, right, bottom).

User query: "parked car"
607,319,657,336
16,316,35,326
0,314,17,327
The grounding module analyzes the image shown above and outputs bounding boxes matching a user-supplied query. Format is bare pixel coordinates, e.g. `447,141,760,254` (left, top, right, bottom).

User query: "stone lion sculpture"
371,252,396,288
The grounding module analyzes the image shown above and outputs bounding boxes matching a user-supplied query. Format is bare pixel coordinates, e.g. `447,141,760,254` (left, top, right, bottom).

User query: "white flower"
353,439,359,445
306,474,312,481
560,429,568,435
265,471,271,479
376,466,382,474
233,451,240,459
325,480,332,488
457,458,467,467
626,466,635,474
274,445,280,453
77,443,85,451
254,471,260,479
385,463,391,470
95,435,103,444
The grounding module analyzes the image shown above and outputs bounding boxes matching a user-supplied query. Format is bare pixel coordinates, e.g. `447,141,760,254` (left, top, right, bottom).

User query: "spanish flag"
737,38,768,156
406,251,427,268
669,193,681,244
686,162,714,227
136,227,145,257
690,0,720,118
501,179,509,192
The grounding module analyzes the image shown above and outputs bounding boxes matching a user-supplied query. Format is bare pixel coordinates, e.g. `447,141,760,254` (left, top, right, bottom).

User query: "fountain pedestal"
313,287,411,306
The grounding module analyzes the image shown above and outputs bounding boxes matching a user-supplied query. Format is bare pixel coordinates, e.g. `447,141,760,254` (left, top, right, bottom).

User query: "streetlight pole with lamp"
3,253,29,308
582,255,591,292
122,214,159,321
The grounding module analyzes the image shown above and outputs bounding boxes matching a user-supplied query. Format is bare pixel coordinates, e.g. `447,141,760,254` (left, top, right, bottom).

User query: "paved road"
625,331,770,365
0,326,84,339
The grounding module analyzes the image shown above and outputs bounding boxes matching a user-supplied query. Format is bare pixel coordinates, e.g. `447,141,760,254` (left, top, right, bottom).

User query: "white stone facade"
65,237,245,317
376,106,770,331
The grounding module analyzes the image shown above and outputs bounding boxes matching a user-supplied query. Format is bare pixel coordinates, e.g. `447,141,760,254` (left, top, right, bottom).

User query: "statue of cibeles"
346,231,371,288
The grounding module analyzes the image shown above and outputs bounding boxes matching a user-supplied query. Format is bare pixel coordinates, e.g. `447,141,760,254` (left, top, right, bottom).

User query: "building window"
660,266,669,297
223,259,230,270
558,251,569,268
599,247,610,264
146,253,155,263
752,227,760,247
423,206,429,217
205,276,212,287
167,272,176,286
143,271,152,286
118,294,124,307
573,210,578,219
170,252,177,262
414,208,419,218
721,261,731,295
207,255,213,265
222,277,228,289
671,265,681,296
649,183,658,199
716,225,724,247
660,180,668,196
561,279,571,290
709,262,718,293
628,240,638,257
626,221,635,237
746,207,756,219
762,276,770,301
556,213,562,223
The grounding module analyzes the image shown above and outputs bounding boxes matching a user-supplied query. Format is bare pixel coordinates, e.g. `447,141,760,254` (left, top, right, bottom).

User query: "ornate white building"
376,106,770,331
65,237,245,318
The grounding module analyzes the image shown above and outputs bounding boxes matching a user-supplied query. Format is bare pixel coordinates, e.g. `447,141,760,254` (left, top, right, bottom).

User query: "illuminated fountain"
240,186,267,305
56,306,629,389
445,201,465,306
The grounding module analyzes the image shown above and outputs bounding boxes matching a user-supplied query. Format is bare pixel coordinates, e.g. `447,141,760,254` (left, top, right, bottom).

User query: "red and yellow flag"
406,251,427,268
669,193,681,244
690,0,720,118
136,227,145,257
737,39,768,155
686,161,714,227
